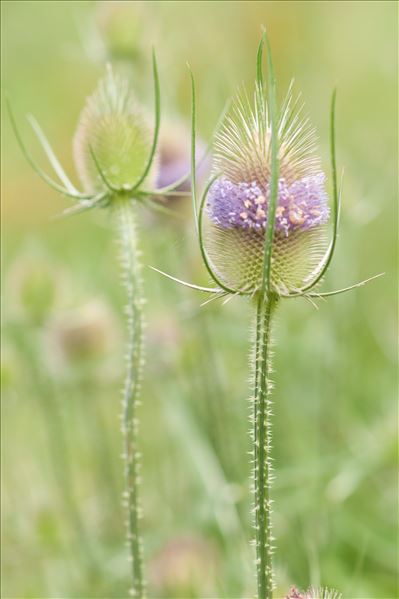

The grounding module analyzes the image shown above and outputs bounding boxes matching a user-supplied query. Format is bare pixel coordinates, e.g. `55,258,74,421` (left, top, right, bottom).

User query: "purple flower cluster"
207,173,329,236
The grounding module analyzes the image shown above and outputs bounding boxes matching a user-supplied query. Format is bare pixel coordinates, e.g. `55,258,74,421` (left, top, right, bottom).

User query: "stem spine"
253,292,277,599
115,197,145,598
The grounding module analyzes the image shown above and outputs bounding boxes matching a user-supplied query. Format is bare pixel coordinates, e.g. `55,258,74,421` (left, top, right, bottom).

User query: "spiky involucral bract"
205,83,330,296
73,67,157,193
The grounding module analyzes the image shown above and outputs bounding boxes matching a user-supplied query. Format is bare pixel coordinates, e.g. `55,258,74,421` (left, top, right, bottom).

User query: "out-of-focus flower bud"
149,536,219,597
47,300,117,365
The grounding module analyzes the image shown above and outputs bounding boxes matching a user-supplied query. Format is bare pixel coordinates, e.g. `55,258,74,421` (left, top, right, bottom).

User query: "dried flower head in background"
48,300,118,365
96,1,148,62
156,119,209,192
149,536,219,597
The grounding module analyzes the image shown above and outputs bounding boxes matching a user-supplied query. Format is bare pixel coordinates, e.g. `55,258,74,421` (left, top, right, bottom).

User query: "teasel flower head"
153,33,381,305
73,66,157,193
7,50,192,223
205,77,331,297
286,586,342,599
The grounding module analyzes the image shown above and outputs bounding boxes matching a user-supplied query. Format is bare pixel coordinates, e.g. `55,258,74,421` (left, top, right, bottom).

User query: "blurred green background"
2,2,397,598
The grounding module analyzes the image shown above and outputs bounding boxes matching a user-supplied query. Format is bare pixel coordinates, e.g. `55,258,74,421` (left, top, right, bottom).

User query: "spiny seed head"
204,83,330,295
286,586,342,599
73,65,157,192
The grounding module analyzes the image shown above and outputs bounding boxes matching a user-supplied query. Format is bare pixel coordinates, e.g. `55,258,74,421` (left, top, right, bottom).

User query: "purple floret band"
207,173,330,235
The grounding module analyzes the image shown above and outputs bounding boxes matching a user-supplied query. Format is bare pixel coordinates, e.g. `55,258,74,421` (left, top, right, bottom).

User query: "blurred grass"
1,1,398,598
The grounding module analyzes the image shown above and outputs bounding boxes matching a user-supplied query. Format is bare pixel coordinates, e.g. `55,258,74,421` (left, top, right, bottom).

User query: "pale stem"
115,197,145,598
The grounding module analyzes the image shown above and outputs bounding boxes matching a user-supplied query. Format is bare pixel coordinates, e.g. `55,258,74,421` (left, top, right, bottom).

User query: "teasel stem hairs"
252,291,278,598
115,198,145,598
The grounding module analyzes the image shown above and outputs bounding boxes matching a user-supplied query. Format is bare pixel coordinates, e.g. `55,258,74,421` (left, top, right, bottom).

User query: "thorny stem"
115,197,145,598
253,292,278,599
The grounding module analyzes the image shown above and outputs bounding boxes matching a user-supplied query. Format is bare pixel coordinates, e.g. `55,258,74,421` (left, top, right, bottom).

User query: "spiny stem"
114,197,145,598
253,292,278,599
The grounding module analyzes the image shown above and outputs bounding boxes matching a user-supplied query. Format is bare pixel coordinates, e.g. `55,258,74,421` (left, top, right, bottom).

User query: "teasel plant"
153,32,382,599
7,51,197,598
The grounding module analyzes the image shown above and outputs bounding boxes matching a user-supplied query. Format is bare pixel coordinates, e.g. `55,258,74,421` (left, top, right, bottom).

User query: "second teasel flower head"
204,81,330,296
73,65,158,194
8,48,196,226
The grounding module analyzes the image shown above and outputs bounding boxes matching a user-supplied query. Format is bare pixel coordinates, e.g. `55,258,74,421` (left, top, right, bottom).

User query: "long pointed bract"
189,65,199,234
198,175,247,295
307,273,384,298
261,31,279,299
132,49,160,192
148,265,223,293
254,31,278,599
27,115,79,195
7,98,92,200
282,89,340,297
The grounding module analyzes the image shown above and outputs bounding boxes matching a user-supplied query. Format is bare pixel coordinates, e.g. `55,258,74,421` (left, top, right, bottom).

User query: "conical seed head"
73,67,156,192
205,84,330,295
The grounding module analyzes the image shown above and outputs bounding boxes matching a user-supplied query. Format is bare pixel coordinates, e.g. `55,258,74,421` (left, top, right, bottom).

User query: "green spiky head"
73,66,157,193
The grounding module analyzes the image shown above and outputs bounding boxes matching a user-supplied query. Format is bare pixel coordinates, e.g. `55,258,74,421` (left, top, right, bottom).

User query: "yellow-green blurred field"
2,2,398,598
